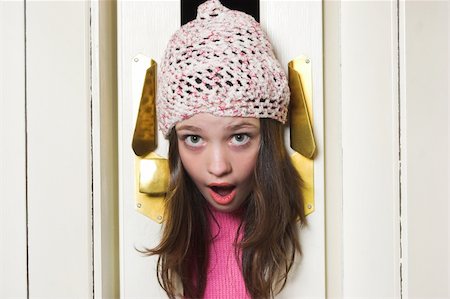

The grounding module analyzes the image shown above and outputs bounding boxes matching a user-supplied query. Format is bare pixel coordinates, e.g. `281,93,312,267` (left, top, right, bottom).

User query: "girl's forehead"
175,113,260,132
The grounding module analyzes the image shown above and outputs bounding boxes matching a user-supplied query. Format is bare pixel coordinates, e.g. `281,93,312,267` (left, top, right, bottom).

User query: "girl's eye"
184,135,204,147
230,134,250,146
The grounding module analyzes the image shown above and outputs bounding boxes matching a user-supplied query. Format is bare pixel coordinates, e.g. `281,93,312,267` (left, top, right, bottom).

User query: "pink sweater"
203,206,250,299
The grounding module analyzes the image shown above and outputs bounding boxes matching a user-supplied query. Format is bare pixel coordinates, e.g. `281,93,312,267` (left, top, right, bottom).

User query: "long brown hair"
145,118,306,298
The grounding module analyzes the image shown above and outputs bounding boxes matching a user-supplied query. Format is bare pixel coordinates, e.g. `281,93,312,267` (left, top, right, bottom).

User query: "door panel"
118,1,324,297
340,2,401,296
0,2,27,296
26,2,93,296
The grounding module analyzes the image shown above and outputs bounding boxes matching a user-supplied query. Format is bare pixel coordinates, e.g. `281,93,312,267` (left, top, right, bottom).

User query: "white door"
118,1,324,297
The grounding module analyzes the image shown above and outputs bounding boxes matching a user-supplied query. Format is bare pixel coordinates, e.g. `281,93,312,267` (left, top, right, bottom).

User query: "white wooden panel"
91,1,120,298
400,1,449,297
26,2,93,297
0,1,28,297
323,1,343,297
260,1,325,297
341,1,401,297
119,0,324,297
118,2,179,298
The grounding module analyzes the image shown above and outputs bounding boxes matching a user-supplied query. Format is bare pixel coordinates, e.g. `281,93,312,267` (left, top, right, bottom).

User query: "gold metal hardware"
291,152,314,216
132,59,157,157
134,154,166,223
288,57,316,159
288,56,316,216
132,58,165,223
139,152,169,194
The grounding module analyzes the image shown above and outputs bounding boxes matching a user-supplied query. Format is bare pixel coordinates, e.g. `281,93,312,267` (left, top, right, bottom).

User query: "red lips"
208,183,236,205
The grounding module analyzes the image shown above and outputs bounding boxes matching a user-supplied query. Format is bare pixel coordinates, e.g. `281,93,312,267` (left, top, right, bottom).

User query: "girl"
147,0,306,298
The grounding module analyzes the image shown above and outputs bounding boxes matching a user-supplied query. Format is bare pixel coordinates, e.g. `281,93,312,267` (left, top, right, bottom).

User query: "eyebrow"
226,122,259,131
175,125,203,132
176,121,259,133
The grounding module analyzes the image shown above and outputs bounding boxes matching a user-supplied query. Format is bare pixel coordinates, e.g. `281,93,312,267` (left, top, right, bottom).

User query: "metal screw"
307,204,312,209
305,58,310,64
157,215,163,221
134,57,139,62
137,203,142,208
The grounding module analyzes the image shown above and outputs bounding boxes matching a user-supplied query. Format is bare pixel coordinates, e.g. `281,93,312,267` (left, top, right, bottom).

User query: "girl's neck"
207,202,246,218
203,201,251,299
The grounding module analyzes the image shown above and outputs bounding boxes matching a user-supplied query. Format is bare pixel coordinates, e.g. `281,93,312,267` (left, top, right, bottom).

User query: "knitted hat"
156,0,290,137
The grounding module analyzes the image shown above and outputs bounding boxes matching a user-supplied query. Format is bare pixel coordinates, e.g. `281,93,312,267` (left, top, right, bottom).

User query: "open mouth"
210,185,235,196
208,184,236,205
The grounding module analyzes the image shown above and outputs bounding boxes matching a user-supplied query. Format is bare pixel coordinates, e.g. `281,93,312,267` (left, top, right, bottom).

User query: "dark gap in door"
181,0,259,25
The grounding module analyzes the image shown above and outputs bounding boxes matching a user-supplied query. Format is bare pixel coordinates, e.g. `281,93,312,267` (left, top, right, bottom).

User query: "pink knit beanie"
156,0,290,137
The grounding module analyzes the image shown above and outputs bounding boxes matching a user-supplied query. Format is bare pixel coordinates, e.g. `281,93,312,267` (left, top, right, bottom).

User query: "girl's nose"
207,146,232,177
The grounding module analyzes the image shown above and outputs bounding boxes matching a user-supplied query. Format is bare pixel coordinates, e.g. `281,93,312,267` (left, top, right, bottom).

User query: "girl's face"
175,113,260,212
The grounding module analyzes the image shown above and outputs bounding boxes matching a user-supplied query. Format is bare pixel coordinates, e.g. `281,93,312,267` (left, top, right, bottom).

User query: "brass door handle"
289,57,316,159
132,59,158,157
288,56,316,216
132,57,167,223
